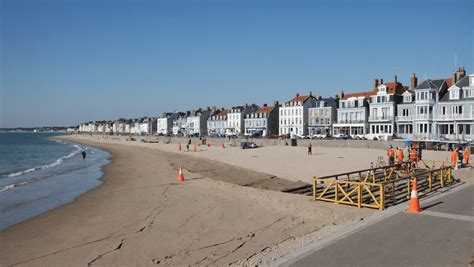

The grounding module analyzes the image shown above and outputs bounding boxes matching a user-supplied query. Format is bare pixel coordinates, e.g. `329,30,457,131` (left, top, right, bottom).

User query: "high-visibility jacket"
387,149,395,157
410,149,417,161
464,148,470,163
397,149,404,162
451,150,458,165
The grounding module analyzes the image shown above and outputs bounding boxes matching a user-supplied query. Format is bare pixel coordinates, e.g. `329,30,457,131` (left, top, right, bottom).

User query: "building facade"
244,102,279,137
186,109,210,136
435,72,474,141
207,109,228,135
333,90,372,137
172,112,188,136
279,93,317,137
226,104,258,136
157,112,175,135
368,77,406,140
307,97,337,136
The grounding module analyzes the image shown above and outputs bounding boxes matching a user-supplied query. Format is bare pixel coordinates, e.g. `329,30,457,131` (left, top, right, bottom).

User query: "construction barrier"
312,163,453,210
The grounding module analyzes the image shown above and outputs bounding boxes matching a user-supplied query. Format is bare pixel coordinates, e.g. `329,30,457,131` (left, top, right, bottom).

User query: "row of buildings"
79,67,474,142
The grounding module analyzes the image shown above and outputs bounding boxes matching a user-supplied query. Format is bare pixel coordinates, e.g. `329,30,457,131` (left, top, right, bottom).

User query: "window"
450,90,459,99
441,106,447,115
404,95,412,102
453,105,463,114
464,90,474,98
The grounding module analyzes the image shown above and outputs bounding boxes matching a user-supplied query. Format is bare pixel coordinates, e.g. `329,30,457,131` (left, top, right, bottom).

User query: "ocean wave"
0,181,28,192
2,144,83,178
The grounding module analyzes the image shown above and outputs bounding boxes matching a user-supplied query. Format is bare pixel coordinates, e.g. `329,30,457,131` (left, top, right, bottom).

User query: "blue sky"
1,0,472,127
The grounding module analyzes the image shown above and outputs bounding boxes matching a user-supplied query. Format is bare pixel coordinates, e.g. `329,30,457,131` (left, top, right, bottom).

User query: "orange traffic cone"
193,145,197,152
406,177,422,213
178,167,185,182
221,143,225,149
178,143,181,150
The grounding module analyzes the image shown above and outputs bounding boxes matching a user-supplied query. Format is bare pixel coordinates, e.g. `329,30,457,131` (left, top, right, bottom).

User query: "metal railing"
369,116,393,121
312,163,453,210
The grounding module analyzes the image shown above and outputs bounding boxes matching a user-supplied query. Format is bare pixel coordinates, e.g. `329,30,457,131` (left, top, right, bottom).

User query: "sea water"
0,132,110,230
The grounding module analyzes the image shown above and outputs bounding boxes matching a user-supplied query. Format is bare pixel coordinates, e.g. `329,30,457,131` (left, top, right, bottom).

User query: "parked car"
334,134,348,140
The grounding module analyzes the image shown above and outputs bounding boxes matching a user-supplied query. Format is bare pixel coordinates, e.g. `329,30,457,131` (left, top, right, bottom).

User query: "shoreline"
0,136,111,231
0,135,375,266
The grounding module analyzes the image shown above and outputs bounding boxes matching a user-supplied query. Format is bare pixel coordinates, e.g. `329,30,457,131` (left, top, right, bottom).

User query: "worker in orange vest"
397,147,404,163
451,148,459,169
386,145,395,165
464,146,470,165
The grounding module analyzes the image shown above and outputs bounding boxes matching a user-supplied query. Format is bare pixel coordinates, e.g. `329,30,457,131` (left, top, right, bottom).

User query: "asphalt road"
289,185,474,267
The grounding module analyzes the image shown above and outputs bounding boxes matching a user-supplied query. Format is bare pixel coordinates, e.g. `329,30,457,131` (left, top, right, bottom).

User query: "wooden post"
357,183,362,208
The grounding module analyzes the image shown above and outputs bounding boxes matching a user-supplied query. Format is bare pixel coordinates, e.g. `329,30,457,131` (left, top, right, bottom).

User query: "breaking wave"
2,144,83,179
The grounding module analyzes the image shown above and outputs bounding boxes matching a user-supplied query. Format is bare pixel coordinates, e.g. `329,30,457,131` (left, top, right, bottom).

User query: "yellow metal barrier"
313,178,385,210
313,165,453,210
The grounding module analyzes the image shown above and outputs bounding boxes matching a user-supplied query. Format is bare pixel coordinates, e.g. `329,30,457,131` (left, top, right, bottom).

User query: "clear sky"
1,0,472,127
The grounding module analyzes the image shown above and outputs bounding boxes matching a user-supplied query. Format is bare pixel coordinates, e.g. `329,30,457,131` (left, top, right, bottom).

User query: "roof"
218,110,229,117
287,95,311,103
439,75,471,102
256,106,274,113
342,90,375,100
380,82,406,95
415,78,450,91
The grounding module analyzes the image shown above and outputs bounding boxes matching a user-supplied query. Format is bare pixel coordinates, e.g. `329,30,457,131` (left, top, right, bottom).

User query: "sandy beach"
0,135,466,266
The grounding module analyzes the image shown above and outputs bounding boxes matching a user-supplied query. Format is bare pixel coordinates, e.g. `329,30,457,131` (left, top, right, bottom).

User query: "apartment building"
307,96,338,136
244,102,280,137
333,90,372,137
279,93,317,137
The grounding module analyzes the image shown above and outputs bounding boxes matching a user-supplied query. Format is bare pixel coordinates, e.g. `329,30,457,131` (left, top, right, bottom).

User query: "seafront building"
435,72,474,141
332,90,372,137
279,93,317,137
367,77,406,140
307,96,338,136
172,112,188,136
226,104,258,136
207,109,228,136
244,102,280,137
185,108,211,136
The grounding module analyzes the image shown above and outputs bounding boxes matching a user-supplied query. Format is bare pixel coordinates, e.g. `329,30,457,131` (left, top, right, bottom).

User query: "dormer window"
450,89,459,100
404,95,412,103
464,89,474,98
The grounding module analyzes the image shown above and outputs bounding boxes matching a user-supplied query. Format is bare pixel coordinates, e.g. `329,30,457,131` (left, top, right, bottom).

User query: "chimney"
410,73,418,90
273,100,279,107
340,90,345,99
380,78,384,84
374,79,379,88
296,93,300,97
394,75,398,83
263,103,267,107
309,91,313,97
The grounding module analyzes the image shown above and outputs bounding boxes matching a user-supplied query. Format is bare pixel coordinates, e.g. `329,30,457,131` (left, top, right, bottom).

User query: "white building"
368,77,406,140
157,112,174,135
172,112,188,136
333,90,372,137
279,93,317,137
244,102,279,137
226,104,258,136
396,75,417,139
186,109,210,136
435,71,474,141
308,97,337,136
207,109,228,135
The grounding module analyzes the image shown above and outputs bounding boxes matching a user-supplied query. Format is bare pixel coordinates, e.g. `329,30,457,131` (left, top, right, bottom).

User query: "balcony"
396,116,413,122
368,115,393,122
336,119,366,124
435,113,474,121
415,114,433,120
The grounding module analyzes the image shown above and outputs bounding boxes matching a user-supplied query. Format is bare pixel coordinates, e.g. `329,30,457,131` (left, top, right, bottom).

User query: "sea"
0,132,110,230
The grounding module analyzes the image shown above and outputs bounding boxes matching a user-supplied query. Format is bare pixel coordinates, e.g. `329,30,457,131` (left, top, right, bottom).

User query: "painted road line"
418,210,474,223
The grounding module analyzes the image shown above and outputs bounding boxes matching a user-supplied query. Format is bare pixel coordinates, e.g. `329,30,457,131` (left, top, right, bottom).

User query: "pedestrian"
451,148,459,169
397,147,404,163
307,143,312,155
81,150,87,164
386,145,395,165
186,138,191,151
464,146,470,165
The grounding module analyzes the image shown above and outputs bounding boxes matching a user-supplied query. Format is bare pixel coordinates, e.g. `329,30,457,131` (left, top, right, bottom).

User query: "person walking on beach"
386,145,395,165
186,138,191,151
81,150,87,164
397,147,403,163
451,148,459,169
307,143,312,155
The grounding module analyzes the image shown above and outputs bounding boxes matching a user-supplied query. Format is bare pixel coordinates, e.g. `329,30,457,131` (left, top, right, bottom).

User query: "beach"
0,135,466,266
